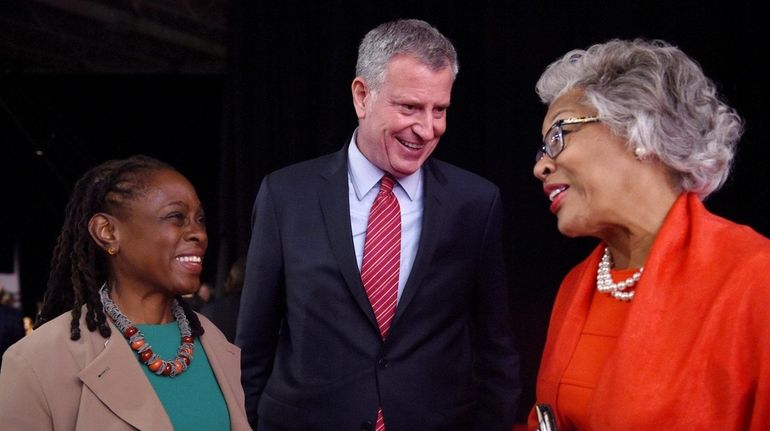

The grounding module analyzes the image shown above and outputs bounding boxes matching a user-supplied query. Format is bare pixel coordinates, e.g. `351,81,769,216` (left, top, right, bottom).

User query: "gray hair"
355,19,459,91
536,38,743,199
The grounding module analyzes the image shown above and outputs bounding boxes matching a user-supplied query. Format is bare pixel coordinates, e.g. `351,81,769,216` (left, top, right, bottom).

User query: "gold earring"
107,247,118,256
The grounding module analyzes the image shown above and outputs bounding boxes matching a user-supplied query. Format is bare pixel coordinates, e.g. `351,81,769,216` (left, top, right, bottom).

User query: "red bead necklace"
99,284,194,377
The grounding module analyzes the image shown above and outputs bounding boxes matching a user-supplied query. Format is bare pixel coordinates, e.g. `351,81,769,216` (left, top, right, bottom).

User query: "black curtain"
221,1,768,421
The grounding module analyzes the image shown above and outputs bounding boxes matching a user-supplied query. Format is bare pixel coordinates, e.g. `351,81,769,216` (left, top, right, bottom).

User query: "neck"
108,282,176,324
603,191,679,269
605,236,654,269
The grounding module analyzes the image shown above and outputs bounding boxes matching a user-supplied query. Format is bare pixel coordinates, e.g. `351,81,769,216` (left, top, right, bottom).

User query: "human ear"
351,77,370,120
88,213,119,255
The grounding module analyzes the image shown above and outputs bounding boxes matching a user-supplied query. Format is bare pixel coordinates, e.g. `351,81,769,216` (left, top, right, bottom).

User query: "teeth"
399,139,423,149
176,256,201,263
549,187,566,202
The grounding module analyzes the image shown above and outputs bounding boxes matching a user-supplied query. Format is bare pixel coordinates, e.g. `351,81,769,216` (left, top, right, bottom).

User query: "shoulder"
697,218,770,326
265,151,341,185
254,151,344,205
1,310,94,393
425,158,500,202
699,208,770,263
427,158,497,188
9,311,74,355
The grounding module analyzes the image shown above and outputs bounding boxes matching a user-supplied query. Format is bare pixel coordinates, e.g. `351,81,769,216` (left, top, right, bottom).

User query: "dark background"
2,0,768,422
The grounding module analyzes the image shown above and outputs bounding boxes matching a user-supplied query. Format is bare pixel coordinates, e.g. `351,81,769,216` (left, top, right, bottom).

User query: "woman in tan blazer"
0,155,251,430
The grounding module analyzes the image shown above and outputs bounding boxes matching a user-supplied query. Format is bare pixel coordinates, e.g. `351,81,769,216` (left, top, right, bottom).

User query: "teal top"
135,322,230,431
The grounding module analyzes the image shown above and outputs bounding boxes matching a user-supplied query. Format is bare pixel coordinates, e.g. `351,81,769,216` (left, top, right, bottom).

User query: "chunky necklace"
99,284,194,377
596,247,644,302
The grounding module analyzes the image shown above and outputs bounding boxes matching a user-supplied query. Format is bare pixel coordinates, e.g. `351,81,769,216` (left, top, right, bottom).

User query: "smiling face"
352,54,453,178
533,88,644,239
110,169,208,298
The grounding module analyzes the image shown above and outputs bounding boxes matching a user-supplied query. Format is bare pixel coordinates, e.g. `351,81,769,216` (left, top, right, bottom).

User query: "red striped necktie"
361,174,401,431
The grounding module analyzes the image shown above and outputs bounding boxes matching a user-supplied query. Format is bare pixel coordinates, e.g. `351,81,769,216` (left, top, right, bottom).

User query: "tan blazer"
0,307,251,430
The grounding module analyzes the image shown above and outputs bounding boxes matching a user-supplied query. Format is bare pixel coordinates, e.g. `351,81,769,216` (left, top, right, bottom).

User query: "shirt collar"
348,132,421,201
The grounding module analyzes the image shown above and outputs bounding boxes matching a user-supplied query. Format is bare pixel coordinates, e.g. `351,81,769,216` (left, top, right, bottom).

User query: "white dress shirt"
347,133,423,301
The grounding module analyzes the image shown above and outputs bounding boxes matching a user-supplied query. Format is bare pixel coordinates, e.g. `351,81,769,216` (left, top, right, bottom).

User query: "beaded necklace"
596,246,644,302
99,284,194,377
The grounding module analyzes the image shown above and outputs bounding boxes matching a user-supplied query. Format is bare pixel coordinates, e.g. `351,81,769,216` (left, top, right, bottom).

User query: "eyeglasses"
536,116,601,162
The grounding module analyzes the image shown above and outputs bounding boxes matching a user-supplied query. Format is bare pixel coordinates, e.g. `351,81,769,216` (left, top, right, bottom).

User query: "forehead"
130,169,200,209
381,54,453,101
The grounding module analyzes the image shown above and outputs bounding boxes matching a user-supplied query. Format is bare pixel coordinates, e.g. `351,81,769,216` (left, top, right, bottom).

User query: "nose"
186,220,208,248
413,111,442,141
534,155,555,181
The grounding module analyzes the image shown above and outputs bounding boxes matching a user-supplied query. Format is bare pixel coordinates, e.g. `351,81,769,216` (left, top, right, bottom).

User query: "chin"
557,227,581,238
556,218,583,238
391,160,423,176
173,282,200,297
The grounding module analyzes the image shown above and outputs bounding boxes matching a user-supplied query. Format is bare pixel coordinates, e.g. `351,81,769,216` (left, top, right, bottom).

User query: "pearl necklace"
596,247,644,301
99,284,194,377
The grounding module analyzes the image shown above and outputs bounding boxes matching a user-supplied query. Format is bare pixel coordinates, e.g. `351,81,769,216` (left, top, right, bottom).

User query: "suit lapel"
78,323,173,431
318,145,379,329
393,159,448,323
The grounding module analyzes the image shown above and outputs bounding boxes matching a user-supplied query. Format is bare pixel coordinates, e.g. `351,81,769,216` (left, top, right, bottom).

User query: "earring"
107,247,118,256
634,146,648,160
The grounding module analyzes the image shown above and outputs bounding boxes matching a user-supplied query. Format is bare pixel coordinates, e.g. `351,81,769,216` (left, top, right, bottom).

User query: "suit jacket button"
361,420,373,431
378,358,389,368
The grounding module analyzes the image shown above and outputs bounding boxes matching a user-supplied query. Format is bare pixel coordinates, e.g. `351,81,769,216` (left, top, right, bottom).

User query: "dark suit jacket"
236,145,520,431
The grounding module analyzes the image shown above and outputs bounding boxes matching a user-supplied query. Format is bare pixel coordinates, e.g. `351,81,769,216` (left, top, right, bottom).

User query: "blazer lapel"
198,323,251,430
78,324,173,431
394,159,448,322
318,145,379,329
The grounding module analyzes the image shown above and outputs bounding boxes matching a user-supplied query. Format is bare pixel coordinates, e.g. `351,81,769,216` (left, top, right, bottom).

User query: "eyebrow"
161,201,204,213
547,108,573,125
391,94,451,108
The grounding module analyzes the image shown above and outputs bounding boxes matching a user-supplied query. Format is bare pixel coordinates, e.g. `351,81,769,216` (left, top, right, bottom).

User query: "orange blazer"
0,307,251,430
529,193,770,430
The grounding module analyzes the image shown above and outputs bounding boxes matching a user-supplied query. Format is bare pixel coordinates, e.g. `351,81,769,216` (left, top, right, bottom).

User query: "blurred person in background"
0,286,24,369
202,256,245,343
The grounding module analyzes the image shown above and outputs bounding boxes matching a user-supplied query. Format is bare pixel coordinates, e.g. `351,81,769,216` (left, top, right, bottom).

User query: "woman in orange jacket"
529,38,770,430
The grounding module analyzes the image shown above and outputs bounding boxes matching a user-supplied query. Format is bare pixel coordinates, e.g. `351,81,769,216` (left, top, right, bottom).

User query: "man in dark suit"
236,19,520,431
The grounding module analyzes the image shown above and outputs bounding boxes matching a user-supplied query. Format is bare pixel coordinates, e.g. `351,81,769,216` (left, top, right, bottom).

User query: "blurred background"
1,0,767,421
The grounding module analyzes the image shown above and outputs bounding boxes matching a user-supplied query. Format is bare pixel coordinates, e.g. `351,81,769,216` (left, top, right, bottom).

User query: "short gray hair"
355,19,459,91
536,38,743,199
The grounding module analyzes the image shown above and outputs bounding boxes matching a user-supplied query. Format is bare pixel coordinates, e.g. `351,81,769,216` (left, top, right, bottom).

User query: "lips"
543,183,569,214
549,186,568,202
175,254,203,274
